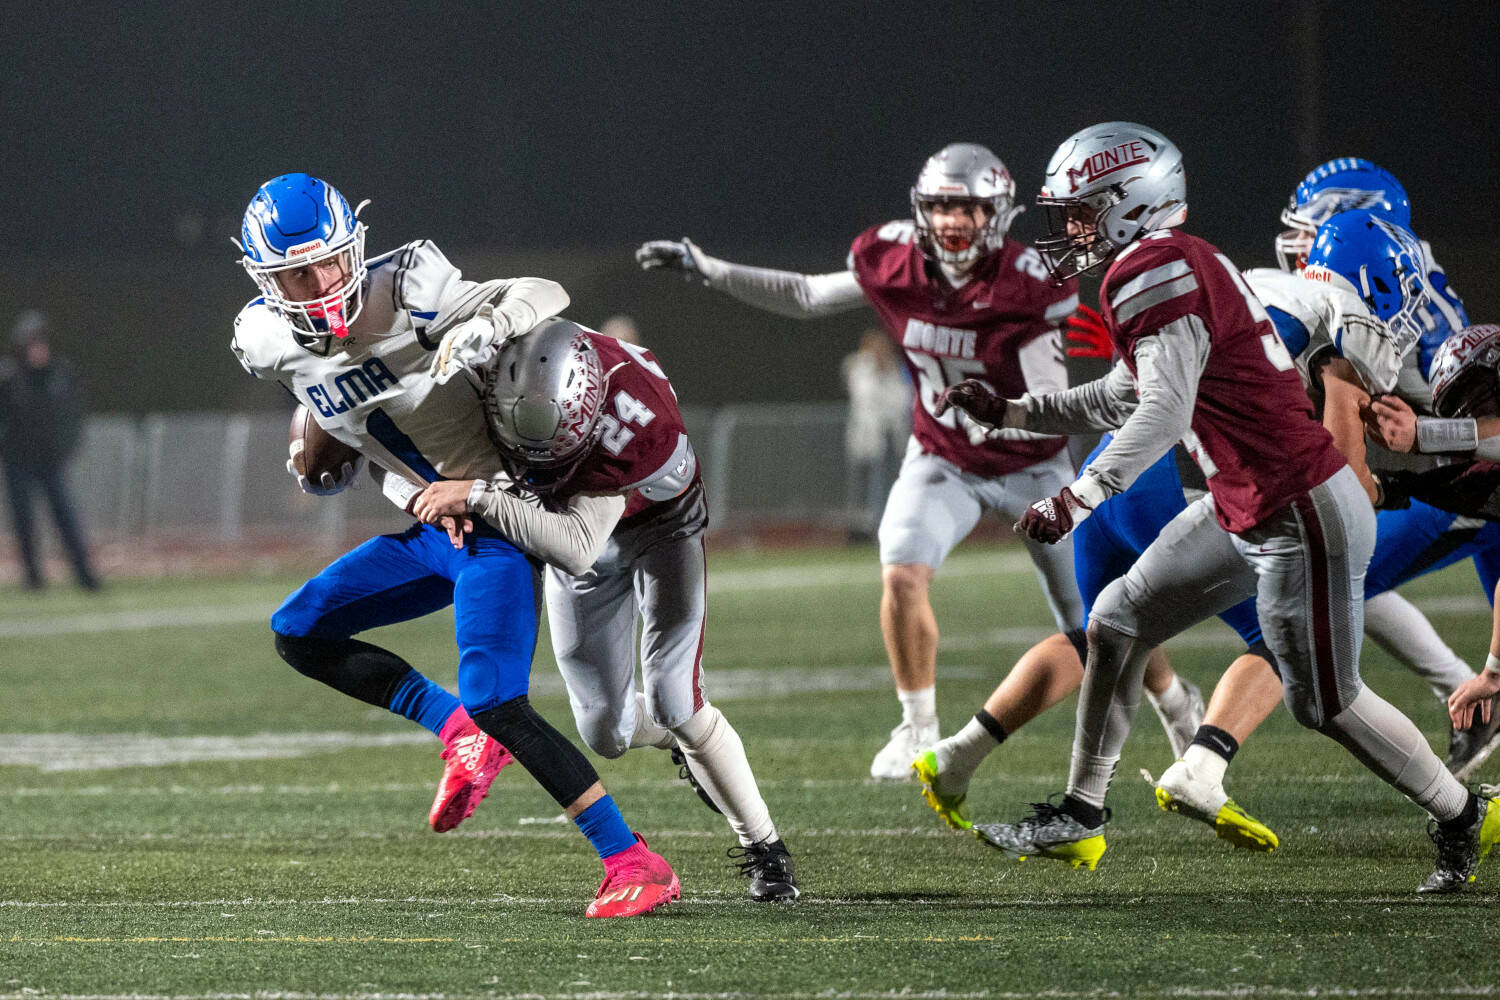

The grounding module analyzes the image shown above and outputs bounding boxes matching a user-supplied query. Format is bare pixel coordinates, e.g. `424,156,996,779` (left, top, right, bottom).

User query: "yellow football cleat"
912,750,972,830
1155,785,1279,853
973,799,1108,870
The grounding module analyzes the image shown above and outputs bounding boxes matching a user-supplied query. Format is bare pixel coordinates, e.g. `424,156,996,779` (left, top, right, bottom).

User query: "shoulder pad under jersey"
231,299,293,379
1245,268,1401,393
624,433,697,501
374,240,461,316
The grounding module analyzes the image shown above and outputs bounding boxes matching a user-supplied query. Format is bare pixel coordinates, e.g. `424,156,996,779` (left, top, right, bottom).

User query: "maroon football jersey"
849,221,1079,477
1101,229,1346,533
555,333,699,518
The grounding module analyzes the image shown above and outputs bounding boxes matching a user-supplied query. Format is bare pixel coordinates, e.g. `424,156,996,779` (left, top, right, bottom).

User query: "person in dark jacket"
0,311,99,590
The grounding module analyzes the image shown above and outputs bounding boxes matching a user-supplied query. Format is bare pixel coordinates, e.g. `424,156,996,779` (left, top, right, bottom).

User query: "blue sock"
386,668,462,736
574,795,637,860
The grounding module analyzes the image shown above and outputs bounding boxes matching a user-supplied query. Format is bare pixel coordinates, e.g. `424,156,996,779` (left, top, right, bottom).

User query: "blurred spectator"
600,314,642,345
841,329,912,542
0,311,99,590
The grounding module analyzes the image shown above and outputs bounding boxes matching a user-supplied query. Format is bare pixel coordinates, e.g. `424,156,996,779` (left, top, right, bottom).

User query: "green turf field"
2,540,1497,997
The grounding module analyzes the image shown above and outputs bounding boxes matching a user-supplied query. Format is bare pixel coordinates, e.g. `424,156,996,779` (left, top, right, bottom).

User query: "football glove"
935,379,1022,429
1015,476,1107,544
431,303,502,384
286,455,366,496
635,238,712,283
1064,304,1113,359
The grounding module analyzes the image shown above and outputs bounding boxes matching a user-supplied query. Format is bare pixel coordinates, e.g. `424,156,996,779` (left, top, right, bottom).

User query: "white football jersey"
232,240,509,484
1243,267,1403,395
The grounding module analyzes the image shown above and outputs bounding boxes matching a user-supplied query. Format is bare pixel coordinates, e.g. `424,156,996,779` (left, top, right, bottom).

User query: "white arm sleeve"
469,484,626,576
1082,316,1209,499
695,251,867,318
1018,358,1140,434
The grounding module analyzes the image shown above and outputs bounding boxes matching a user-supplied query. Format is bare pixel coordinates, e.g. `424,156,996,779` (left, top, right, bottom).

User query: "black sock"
1190,724,1239,762
1440,792,1480,832
974,708,1008,744
1061,794,1104,828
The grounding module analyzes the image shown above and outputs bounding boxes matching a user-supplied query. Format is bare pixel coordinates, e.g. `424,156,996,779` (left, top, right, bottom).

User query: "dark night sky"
1,1,1496,410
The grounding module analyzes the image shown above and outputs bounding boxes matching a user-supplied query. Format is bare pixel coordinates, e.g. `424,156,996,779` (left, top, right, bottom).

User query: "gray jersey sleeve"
695,250,867,318
1018,358,1140,434
1082,315,1209,499
397,241,570,343
469,487,625,576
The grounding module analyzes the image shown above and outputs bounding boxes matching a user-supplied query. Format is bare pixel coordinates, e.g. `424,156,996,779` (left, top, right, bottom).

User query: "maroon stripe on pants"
690,534,708,713
1293,493,1342,718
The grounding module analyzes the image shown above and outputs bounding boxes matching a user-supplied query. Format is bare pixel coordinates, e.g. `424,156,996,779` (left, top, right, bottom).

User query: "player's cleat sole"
430,723,513,833
587,834,682,917
911,750,971,830
669,745,722,814
1418,795,1500,894
1155,785,1278,853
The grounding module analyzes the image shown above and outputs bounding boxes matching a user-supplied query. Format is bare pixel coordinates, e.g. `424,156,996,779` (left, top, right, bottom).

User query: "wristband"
1068,473,1111,510
1416,417,1479,454
1485,652,1500,677
467,478,494,511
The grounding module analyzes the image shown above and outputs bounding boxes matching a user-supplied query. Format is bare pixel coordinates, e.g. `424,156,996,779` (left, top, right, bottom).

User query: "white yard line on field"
0,987,1494,1000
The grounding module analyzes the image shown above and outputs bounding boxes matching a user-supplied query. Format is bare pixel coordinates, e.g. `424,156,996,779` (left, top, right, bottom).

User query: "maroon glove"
1015,486,1095,545
1064,304,1113,359
936,379,1009,425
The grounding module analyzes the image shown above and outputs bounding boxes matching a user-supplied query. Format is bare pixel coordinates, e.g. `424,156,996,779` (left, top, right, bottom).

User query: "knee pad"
472,696,600,807
1246,639,1281,679
576,715,630,760
1282,685,1328,730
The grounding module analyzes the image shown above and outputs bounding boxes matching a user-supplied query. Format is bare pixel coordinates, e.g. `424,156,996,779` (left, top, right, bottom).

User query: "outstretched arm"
636,238,866,318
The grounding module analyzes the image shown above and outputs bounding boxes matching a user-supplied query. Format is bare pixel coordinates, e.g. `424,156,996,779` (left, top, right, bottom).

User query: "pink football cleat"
429,710,513,833
585,834,681,918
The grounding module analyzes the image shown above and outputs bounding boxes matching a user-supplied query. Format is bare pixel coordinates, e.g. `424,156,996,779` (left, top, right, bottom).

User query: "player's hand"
439,514,473,549
412,480,475,523
431,303,500,384
635,238,710,282
936,379,1018,428
1064,304,1113,359
1363,394,1417,452
1448,669,1500,729
285,455,365,496
1014,477,1104,545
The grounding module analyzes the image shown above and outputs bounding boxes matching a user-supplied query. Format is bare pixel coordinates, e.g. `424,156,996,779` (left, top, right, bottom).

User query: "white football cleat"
870,721,938,780
1154,758,1278,852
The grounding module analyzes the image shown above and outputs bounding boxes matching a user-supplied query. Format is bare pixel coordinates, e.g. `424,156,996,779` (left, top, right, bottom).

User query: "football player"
231,174,678,918
940,123,1497,893
636,143,1202,779
401,319,800,901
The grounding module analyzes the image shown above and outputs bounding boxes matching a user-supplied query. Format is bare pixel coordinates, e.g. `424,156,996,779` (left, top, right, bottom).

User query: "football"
289,405,362,483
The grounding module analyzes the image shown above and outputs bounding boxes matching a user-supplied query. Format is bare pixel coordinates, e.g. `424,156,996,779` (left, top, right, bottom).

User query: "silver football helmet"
1430,324,1500,419
910,143,1022,266
483,319,608,485
1035,122,1187,281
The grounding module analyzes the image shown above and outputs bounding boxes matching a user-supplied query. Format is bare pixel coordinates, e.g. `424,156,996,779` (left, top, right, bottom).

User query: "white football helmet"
1035,122,1186,281
237,173,368,339
1430,324,1500,419
910,143,1021,266
482,319,609,488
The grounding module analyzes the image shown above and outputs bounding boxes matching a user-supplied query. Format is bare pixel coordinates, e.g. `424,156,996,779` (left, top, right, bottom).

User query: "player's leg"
974,497,1256,868
2,461,43,587
544,564,647,759
270,523,507,832
872,445,983,778
1242,467,1493,893
999,451,1088,633
35,461,98,589
451,531,677,916
633,531,798,900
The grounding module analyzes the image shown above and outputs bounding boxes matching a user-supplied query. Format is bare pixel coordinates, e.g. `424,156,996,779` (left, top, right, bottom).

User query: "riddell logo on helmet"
1066,140,1150,193
1302,266,1335,283
286,240,327,258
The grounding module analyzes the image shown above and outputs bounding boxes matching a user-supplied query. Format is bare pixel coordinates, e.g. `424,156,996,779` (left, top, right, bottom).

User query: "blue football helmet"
1302,209,1431,355
237,173,367,338
1275,158,1410,271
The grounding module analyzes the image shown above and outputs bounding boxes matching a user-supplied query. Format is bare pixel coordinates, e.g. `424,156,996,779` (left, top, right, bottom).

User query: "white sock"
1182,742,1229,787
1147,675,1189,716
898,686,938,730
1364,591,1478,699
674,704,777,846
629,691,674,750
933,716,1000,794
1066,751,1118,810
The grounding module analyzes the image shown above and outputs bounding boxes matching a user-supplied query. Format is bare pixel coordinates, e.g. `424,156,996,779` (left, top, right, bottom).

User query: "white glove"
286,454,366,496
635,237,714,284
430,303,503,384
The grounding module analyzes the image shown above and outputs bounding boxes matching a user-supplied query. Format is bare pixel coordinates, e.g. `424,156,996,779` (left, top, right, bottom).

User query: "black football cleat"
1417,795,1499,894
729,838,800,901
670,745,722,814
